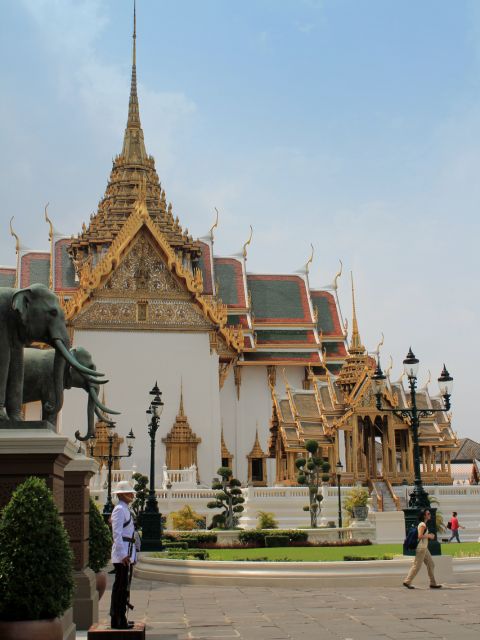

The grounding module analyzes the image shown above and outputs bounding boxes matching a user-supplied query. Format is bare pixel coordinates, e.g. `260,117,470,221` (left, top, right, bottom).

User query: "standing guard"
109,480,138,629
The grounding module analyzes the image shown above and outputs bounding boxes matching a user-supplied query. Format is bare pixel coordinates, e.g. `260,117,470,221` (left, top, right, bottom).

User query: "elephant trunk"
52,339,104,377
75,394,96,442
53,349,67,414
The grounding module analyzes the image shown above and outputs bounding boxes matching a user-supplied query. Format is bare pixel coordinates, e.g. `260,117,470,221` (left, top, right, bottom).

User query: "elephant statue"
0,283,103,422
22,346,120,440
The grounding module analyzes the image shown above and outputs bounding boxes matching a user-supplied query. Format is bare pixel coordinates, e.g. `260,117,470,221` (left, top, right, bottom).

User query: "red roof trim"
311,290,343,336
198,241,213,295
214,257,246,308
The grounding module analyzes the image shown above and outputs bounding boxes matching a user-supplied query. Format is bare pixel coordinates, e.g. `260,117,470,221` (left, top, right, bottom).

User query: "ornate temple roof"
67,5,201,271
2,5,353,372
336,275,374,393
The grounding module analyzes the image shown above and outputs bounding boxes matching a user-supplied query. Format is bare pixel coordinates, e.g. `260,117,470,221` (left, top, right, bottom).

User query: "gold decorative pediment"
102,230,185,297
64,197,243,351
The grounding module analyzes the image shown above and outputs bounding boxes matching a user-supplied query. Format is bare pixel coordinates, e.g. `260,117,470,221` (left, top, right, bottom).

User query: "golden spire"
178,379,185,417
349,272,365,355
121,0,147,163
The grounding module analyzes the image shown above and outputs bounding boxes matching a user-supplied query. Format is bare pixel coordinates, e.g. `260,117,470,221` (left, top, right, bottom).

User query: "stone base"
0,419,55,431
0,426,76,510
61,606,76,640
88,621,146,639
73,568,99,630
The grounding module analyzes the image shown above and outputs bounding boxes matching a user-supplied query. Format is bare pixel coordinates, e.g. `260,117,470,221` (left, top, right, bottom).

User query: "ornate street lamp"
140,382,164,551
336,460,344,535
371,349,453,555
90,423,135,523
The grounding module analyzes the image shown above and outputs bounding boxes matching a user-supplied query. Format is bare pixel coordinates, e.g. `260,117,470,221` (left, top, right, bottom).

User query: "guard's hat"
112,480,136,494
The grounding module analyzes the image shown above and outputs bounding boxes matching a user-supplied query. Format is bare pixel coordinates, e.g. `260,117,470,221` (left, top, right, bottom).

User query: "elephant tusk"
53,339,104,377
94,405,115,425
89,386,121,415
82,374,109,385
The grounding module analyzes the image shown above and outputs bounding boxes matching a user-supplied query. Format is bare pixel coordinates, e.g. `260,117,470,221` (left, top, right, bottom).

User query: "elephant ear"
12,288,32,326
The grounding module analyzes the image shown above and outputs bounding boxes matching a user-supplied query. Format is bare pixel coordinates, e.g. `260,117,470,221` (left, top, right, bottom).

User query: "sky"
0,0,479,440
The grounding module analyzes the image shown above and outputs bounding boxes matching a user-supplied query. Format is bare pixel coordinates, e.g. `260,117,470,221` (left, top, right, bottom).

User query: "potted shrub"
171,505,205,531
344,486,370,521
88,497,112,600
0,476,74,640
256,511,278,529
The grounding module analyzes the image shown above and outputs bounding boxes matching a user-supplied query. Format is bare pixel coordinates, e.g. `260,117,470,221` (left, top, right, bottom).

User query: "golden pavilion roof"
336,274,374,392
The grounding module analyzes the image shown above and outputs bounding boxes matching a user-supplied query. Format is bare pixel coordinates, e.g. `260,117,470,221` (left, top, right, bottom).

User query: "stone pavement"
82,575,480,640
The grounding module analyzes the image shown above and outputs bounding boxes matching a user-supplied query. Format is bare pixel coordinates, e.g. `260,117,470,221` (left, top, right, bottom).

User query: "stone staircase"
371,479,398,511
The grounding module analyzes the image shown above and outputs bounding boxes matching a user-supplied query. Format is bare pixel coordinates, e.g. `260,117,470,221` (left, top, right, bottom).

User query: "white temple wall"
220,364,306,485
60,329,221,486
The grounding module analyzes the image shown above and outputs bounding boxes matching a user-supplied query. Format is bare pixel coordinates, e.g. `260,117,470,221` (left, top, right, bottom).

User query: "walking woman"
403,508,442,589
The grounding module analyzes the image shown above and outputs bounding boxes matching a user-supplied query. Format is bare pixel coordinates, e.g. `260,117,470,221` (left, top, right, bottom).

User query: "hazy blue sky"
1,0,479,439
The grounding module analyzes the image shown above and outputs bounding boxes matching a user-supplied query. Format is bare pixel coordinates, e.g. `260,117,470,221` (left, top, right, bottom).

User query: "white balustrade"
161,464,198,489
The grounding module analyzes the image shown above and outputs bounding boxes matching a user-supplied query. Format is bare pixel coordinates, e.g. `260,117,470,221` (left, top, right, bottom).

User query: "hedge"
265,536,290,547
163,541,188,550
164,532,217,544
166,549,209,560
238,530,308,546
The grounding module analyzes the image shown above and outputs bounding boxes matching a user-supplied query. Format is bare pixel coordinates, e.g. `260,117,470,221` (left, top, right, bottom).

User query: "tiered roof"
67,4,201,272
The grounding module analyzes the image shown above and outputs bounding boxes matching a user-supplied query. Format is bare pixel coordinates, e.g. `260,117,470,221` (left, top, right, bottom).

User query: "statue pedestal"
0,424,99,633
0,423,76,510
64,455,100,630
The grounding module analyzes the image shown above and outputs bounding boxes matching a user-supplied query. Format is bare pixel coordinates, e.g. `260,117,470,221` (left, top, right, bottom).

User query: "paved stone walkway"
90,576,480,640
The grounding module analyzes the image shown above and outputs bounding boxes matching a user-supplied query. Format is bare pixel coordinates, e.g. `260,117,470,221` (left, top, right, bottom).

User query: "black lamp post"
90,424,135,523
140,382,164,551
371,349,453,555
336,460,344,536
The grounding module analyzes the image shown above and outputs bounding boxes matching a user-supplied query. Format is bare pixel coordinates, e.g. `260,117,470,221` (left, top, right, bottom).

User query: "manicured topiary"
131,472,149,521
88,497,112,573
207,467,245,530
0,476,74,621
296,439,330,528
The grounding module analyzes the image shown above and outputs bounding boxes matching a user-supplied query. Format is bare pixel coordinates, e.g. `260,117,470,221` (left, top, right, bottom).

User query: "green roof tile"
248,276,308,321
256,329,314,344
0,271,15,287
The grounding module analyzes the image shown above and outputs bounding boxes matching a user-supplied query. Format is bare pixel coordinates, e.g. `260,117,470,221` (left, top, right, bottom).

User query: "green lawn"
204,542,480,562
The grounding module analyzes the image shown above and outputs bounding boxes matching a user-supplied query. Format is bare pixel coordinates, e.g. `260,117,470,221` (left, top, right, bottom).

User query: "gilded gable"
73,228,213,331
103,231,184,296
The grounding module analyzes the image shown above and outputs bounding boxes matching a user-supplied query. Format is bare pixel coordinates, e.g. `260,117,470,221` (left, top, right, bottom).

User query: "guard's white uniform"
111,500,137,564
